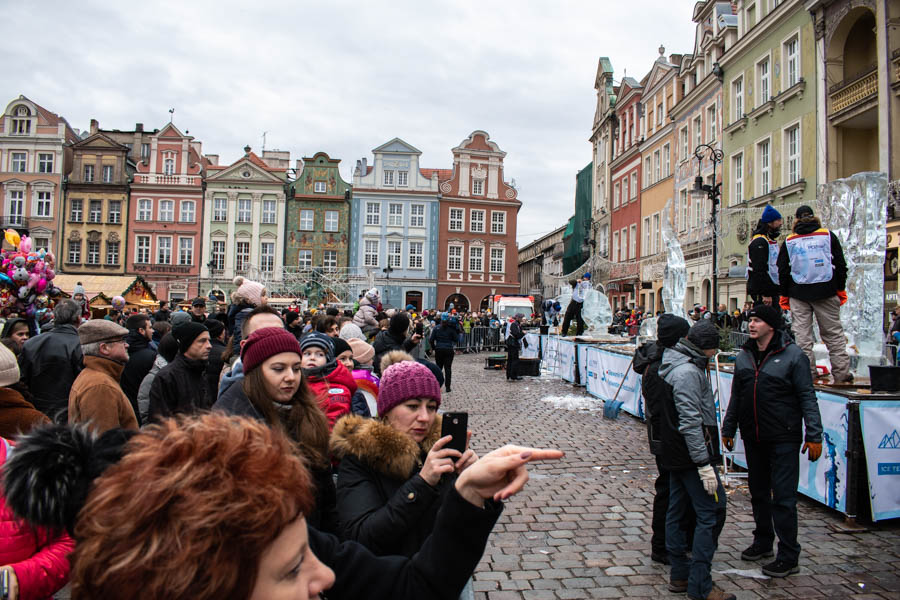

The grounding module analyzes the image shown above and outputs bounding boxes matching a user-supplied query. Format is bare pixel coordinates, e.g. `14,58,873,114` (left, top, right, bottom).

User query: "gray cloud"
1,0,695,246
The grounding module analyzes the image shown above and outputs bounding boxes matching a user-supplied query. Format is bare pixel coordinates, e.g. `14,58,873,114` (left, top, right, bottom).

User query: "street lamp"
692,143,724,325
382,265,394,306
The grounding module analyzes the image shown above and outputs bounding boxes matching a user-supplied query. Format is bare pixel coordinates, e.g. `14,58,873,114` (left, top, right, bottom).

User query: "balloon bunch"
0,229,62,328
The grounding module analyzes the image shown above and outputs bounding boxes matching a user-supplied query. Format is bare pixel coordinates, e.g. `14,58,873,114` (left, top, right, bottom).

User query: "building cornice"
719,0,803,68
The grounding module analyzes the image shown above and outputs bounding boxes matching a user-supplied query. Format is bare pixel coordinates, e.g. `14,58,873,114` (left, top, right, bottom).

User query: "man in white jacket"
560,273,592,336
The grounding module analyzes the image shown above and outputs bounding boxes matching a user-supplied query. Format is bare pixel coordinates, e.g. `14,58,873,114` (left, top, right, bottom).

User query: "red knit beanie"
377,360,441,416
240,327,302,374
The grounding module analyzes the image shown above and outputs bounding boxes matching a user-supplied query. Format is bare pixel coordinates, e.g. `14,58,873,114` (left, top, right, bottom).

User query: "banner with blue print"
577,344,589,386
584,347,643,419
859,401,900,521
521,333,540,359
557,339,577,383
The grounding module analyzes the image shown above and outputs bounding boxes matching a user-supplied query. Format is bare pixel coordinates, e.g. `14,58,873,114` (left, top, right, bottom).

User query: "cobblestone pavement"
441,353,900,600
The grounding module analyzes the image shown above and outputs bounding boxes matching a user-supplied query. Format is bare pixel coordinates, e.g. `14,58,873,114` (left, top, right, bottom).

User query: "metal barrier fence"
452,326,503,352
727,331,751,349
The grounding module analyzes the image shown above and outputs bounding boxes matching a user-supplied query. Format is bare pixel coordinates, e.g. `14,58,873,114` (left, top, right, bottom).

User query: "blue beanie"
583,272,591,280
760,205,782,224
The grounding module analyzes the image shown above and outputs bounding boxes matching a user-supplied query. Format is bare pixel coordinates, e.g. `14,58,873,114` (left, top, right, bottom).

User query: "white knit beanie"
0,343,20,387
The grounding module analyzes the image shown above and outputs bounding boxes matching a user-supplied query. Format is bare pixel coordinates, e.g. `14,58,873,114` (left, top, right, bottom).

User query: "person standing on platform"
560,274,592,336
722,304,822,578
776,205,851,383
747,205,783,307
505,314,526,381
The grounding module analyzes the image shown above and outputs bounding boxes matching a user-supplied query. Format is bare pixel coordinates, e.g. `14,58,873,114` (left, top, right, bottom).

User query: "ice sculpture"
661,199,690,321
582,288,612,334
639,316,657,339
817,172,887,376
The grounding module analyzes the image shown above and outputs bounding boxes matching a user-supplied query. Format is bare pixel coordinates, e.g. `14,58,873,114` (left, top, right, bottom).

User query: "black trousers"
434,348,455,391
744,440,802,564
561,300,585,336
652,457,696,555
506,344,519,379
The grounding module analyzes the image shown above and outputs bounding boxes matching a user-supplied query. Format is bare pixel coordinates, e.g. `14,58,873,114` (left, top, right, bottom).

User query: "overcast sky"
2,1,696,247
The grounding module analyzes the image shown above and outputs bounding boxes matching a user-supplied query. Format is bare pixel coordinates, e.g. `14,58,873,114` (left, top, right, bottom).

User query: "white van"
493,295,534,320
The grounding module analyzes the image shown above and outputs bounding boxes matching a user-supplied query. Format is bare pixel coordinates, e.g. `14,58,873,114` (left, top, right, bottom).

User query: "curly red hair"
69,414,315,599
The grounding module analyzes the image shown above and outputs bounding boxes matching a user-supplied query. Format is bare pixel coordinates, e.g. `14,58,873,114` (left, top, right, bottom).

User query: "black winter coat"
777,219,847,302
18,324,83,421
430,324,459,350
747,232,781,298
372,330,417,375
331,414,455,557
119,331,156,426
148,353,209,420
722,330,823,444
212,379,339,533
633,342,664,456
204,338,227,409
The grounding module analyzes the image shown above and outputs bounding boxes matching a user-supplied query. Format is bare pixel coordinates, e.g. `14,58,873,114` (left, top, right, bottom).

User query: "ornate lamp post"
692,143,724,325
382,265,394,306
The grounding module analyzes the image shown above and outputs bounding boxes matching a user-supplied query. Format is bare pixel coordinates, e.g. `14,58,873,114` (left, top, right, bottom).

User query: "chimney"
135,123,144,132
244,145,252,156
90,119,99,135
670,54,683,66
361,157,367,174
206,154,219,166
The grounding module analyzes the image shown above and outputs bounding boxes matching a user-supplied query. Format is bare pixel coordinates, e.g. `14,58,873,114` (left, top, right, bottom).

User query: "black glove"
523,338,529,349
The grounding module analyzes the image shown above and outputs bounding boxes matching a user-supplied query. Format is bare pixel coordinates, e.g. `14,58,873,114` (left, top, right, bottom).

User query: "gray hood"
659,340,708,379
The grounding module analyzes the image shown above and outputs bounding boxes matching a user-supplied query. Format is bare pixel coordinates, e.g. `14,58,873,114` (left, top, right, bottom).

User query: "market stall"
54,274,158,318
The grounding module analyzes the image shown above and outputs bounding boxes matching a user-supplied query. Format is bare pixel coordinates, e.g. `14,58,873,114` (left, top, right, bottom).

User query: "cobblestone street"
441,353,900,600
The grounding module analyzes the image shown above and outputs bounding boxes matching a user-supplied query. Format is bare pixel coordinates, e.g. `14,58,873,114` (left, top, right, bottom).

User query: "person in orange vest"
776,205,851,383
746,205,782,307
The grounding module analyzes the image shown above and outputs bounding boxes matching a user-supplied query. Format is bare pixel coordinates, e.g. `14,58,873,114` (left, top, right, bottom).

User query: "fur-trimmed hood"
330,413,443,480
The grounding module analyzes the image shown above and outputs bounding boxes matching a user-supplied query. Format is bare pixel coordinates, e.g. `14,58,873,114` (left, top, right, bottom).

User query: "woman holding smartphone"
330,352,476,558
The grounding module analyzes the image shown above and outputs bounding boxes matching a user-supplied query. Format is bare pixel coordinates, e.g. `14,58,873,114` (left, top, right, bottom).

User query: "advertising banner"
859,401,900,521
521,333,540,359
542,335,559,374
557,339,577,383
577,344,590,387
584,348,643,418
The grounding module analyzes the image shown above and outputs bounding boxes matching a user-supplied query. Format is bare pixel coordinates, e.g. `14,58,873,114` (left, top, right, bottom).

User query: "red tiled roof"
247,151,285,172
366,166,373,175
420,168,452,181
24,96,79,142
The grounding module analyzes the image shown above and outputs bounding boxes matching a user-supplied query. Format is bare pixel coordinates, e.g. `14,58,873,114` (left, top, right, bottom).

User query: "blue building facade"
349,138,441,310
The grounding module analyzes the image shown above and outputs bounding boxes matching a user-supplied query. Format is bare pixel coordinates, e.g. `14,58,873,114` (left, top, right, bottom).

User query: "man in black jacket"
505,314,526,381
372,313,421,376
777,205,851,383
189,297,208,324
633,314,694,565
722,304,822,578
149,321,211,419
18,299,84,422
746,205,783,306
119,313,156,426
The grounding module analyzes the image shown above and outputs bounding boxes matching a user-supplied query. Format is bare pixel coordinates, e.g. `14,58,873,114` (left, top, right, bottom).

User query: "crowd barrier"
535,334,900,522
450,326,503,353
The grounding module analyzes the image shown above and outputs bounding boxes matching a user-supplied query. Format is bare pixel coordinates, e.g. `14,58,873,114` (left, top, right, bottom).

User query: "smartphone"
440,411,468,454
1,569,8,600
415,321,424,336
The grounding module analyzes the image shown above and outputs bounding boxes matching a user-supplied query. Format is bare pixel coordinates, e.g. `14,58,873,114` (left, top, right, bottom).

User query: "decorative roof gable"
373,138,421,155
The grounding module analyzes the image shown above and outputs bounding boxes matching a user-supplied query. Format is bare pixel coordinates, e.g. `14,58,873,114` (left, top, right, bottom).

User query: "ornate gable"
373,138,421,155
208,159,284,184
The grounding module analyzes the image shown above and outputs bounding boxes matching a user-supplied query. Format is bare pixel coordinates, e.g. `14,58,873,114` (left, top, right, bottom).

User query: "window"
388,203,403,227
32,237,49,252
490,248,504,273
383,170,394,186
364,240,379,267
643,217,651,255
102,165,113,183
84,164,94,182
656,102,663,127
70,198,83,222
449,208,464,231
298,250,312,269
262,199,276,224
179,200,196,223
623,178,629,203
757,58,770,105
88,200,102,223
159,199,174,222
629,225,637,259
472,179,484,195
663,144,670,178
680,127,689,161
36,191,51,217
299,209,314,231
387,240,402,268
365,202,380,226
653,213,660,254
140,143,150,161
410,204,424,228
235,241,250,272
448,245,462,270
108,200,121,224
758,139,771,195
707,104,716,142
786,124,801,184
11,118,30,135
10,153,26,173
679,188,689,231
106,241,119,265
631,173,637,199
179,237,193,266
323,249,337,270
397,170,408,187
613,182,620,208
163,158,175,176
784,36,799,88
731,153,743,206
491,211,506,234
644,157,652,186
211,240,225,270
732,77,743,121
237,198,251,223
612,231,619,262
213,197,227,221
469,246,483,272
260,242,274,272
38,153,53,173
653,150,661,183
7,190,23,225
620,228,627,261
314,181,326,193
694,115,702,149
87,241,100,265
138,199,152,221
408,241,423,269
68,240,81,264
136,236,151,264
324,210,339,232
157,237,172,265
470,209,485,233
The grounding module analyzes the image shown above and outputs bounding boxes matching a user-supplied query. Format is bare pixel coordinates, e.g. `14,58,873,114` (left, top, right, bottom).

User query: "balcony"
830,68,877,115
135,174,199,186
0,216,28,230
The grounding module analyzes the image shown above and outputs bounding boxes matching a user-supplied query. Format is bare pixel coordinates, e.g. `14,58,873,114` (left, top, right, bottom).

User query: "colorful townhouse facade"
349,139,440,311
590,58,616,270
436,131,521,312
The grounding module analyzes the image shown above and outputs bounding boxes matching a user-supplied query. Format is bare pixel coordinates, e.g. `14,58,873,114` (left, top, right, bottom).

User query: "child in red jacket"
300,332,356,431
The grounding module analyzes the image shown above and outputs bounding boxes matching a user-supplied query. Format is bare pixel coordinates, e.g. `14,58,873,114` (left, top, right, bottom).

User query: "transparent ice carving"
582,288,612,334
639,316,657,339
817,172,888,376
661,199,690,322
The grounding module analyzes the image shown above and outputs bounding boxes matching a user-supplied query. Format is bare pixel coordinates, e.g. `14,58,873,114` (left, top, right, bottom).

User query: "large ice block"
582,289,612,334
661,199,690,321
817,172,888,376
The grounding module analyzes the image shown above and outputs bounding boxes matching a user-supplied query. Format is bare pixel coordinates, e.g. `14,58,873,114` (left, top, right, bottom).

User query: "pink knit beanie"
233,276,265,306
377,360,441,416
347,338,375,365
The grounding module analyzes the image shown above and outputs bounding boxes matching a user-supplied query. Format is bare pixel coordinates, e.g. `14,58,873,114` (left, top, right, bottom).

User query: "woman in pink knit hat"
225,276,267,356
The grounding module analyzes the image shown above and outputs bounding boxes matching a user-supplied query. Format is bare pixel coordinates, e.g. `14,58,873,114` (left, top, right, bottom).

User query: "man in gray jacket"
659,320,731,600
